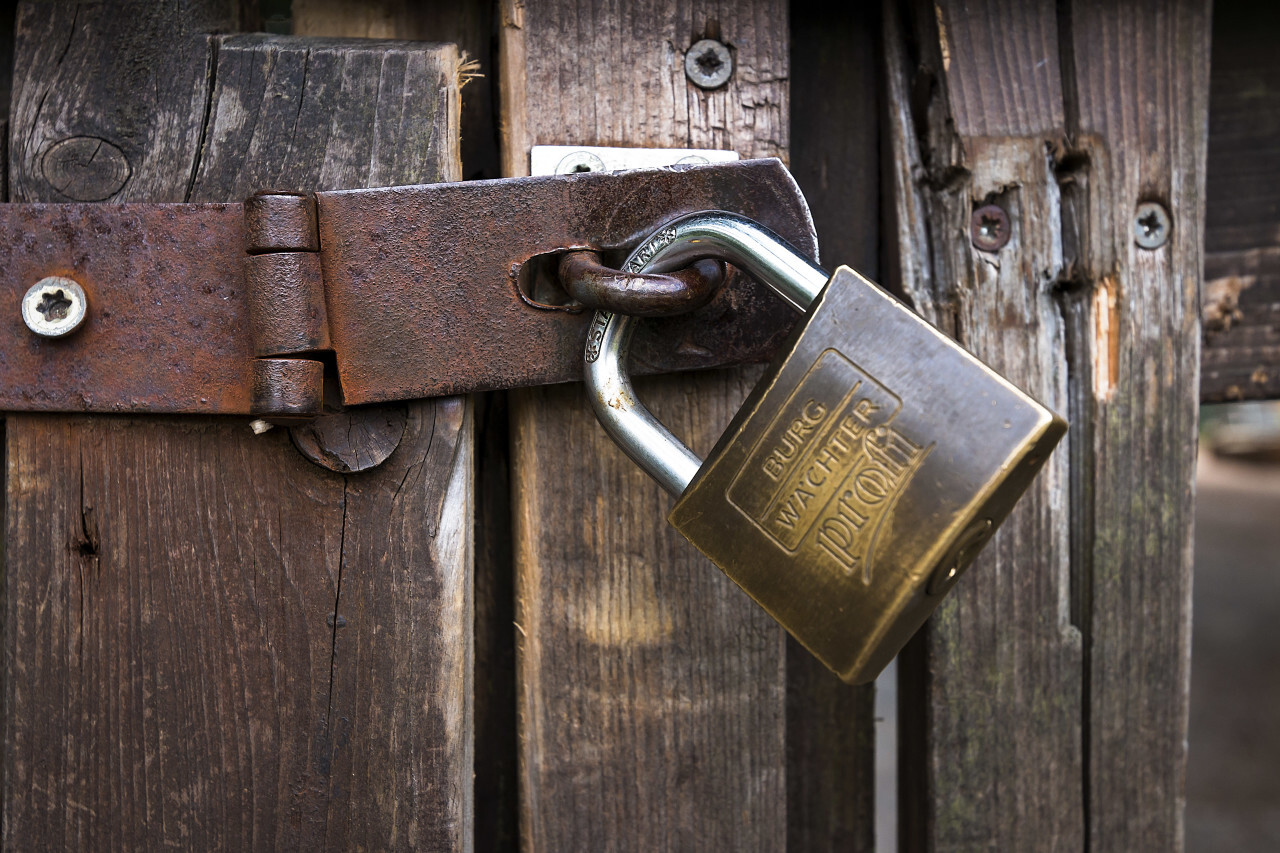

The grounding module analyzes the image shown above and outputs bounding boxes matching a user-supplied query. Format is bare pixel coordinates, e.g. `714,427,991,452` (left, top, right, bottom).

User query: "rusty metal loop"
558,250,725,317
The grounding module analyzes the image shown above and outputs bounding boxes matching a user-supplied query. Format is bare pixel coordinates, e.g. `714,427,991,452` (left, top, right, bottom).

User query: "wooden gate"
0,0,1222,850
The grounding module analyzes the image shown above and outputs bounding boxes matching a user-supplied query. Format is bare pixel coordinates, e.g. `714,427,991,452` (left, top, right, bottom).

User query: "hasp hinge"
244,191,329,422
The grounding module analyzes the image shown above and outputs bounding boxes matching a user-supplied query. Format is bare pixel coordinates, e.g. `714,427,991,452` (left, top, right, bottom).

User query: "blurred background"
1187,403,1280,850
1185,1,1280,846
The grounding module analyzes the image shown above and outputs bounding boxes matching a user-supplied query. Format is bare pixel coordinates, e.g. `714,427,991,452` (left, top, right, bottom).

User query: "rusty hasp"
0,203,253,414
317,158,816,405
0,159,816,415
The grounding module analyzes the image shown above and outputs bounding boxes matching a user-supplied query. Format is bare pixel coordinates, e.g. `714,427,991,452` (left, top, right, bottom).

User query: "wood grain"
267,13,516,841
885,5,1081,850
1064,4,1206,849
885,0,1207,849
499,1,842,849
191,34,463,198
787,3,881,850
4,8,473,849
1199,0,1280,402
8,0,234,203
292,0,499,180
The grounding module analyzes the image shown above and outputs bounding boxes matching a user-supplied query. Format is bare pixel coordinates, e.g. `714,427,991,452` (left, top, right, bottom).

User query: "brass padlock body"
669,266,1066,684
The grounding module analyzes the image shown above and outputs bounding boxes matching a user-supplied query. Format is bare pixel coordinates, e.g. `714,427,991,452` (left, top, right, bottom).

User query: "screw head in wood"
971,204,1011,251
555,150,606,174
684,39,733,89
22,276,89,338
1133,201,1171,249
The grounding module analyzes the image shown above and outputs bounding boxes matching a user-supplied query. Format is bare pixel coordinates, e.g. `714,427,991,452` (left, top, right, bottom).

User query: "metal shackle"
584,211,829,497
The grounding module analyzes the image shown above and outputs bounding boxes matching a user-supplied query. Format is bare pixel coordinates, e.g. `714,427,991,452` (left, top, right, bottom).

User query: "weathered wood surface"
4,7,473,849
1066,5,1204,847
788,2,882,850
885,4,1081,849
8,0,233,203
885,1,1206,850
293,6,517,846
292,0,498,181
501,1,873,850
1199,0,1280,402
499,1,800,850
192,34,464,198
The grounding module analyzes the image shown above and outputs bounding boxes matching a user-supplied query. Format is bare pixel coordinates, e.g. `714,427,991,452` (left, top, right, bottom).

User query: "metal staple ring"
558,250,726,316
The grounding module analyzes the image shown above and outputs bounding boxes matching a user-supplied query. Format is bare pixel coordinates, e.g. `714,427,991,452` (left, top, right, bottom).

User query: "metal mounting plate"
529,144,738,175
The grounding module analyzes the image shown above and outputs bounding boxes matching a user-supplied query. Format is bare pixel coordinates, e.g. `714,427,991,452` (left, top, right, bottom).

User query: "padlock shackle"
620,211,829,310
585,212,828,497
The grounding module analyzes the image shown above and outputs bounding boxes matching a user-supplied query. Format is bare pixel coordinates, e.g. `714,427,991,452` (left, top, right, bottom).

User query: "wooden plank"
883,4,1082,850
787,2,880,850
197,31,473,851
4,8,473,849
1063,4,1206,848
885,0,1207,849
292,0,499,180
510,373,783,850
498,1,849,849
1199,0,1280,402
191,34,464,198
295,6,518,848
8,0,233,203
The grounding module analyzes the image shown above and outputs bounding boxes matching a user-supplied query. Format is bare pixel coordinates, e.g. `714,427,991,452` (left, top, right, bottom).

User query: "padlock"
584,211,1067,684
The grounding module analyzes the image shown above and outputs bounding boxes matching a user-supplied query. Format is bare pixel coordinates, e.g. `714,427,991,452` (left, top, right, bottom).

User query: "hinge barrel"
243,192,329,422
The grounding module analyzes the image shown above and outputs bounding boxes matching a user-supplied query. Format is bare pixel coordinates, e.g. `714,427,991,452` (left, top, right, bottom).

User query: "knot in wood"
41,136,131,201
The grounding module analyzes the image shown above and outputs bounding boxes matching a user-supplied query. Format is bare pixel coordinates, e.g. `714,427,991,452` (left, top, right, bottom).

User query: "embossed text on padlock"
585,212,1067,684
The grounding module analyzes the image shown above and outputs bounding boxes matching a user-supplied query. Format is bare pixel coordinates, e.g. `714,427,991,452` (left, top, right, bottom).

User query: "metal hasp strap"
0,159,817,418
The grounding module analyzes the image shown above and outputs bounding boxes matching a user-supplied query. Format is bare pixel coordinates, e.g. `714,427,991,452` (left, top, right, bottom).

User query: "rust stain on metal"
318,158,817,406
244,191,318,253
245,252,330,356
0,203,252,413
971,203,1010,252
250,358,324,422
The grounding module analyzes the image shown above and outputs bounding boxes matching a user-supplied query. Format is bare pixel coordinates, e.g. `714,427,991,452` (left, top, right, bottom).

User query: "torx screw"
971,204,1011,252
22,276,88,338
684,38,733,89
1133,202,1171,249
